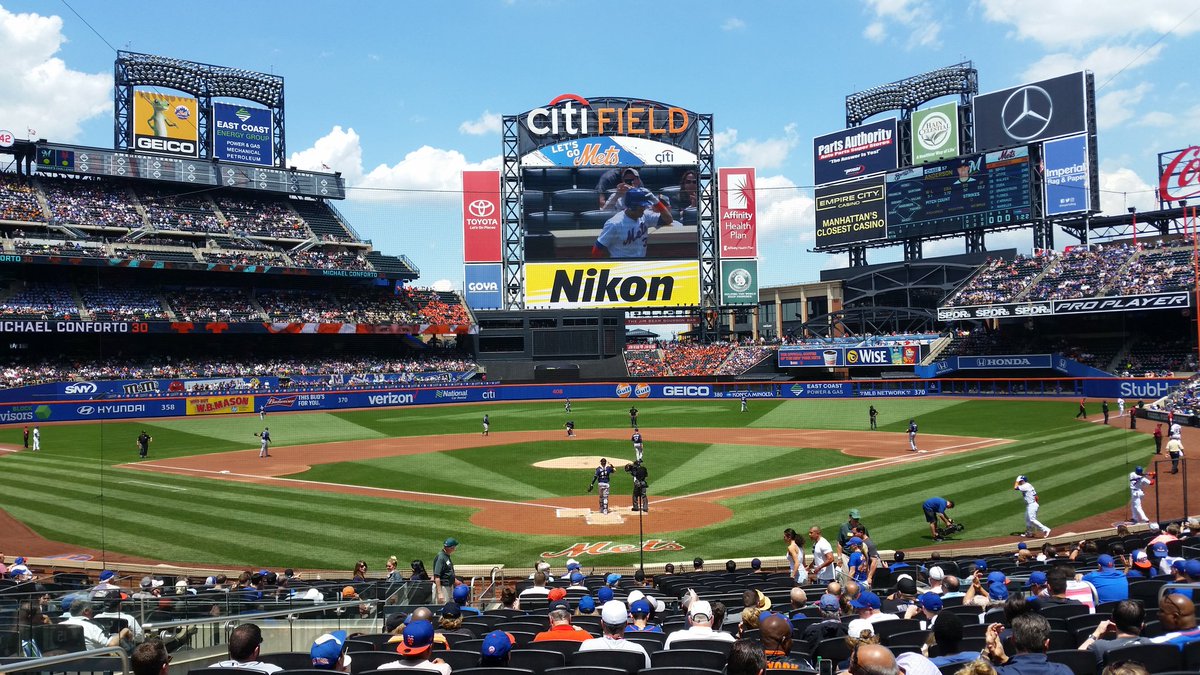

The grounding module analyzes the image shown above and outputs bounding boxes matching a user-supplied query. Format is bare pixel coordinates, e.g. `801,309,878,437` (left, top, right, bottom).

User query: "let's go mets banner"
186,395,256,416
525,260,700,309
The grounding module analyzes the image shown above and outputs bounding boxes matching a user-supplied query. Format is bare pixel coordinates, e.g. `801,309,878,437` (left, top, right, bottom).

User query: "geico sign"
525,94,690,138
135,137,197,155
662,385,710,397
468,281,499,292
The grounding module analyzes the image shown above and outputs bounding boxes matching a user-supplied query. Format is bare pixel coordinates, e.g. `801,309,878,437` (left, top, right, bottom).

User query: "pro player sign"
718,167,757,258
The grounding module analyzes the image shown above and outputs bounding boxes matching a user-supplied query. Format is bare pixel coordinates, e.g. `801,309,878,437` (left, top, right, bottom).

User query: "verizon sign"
462,170,502,263
718,167,757,258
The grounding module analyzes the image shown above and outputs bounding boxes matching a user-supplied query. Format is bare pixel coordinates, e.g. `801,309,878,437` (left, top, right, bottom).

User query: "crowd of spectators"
1117,336,1195,377
661,342,734,377
41,177,143,229
402,287,472,325
1152,374,1200,416
0,283,79,320
291,248,373,271
78,286,170,321
217,196,311,239
715,345,777,374
164,287,263,323
257,289,436,324
624,348,664,377
12,239,106,258
140,188,223,233
948,255,1048,305
0,173,44,222
1107,245,1194,295
0,354,479,389
201,250,289,267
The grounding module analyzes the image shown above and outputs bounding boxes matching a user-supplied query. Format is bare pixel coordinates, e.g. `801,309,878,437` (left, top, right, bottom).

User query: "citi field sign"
517,95,698,155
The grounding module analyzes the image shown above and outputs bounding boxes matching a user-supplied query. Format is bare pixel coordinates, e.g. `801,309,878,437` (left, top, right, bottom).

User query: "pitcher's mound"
535,456,634,469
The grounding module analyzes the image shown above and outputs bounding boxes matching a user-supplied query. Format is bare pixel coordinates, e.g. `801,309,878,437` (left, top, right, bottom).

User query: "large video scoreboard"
885,146,1031,238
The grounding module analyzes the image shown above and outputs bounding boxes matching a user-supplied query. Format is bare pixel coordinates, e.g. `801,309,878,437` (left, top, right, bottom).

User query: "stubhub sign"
465,264,503,310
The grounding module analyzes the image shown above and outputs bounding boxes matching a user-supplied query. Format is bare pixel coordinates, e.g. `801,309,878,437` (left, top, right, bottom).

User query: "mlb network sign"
464,264,503,309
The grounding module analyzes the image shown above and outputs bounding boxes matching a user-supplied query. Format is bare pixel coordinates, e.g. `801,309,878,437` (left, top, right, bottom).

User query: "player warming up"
1128,466,1155,524
922,496,956,541
564,399,572,413
908,419,921,452
629,406,639,428
631,427,644,463
1013,475,1051,538
591,187,674,258
30,425,40,452
869,405,878,430
740,395,748,412
482,414,489,437
565,420,575,438
587,458,615,514
257,427,271,458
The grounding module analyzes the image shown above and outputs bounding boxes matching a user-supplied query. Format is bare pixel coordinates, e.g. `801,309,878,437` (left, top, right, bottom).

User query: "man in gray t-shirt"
1079,600,1148,667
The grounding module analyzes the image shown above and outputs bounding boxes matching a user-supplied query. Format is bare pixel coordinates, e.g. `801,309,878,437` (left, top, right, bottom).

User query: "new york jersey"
596,210,663,258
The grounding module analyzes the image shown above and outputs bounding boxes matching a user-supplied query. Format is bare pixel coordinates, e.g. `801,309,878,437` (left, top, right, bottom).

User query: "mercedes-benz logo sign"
468,199,495,218
1000,85,1053,141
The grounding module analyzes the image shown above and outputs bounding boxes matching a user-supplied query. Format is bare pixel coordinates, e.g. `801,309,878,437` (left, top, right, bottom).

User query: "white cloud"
430,279,454,292
458,110,502,136
860,0,942,49
1097,165,1157,216
1096,83,1152,129
721,124,800,170
289,126,500,204
1022,44,1166,83
1136,111,1176,128
0,6,110,141
721,17,746,31
754,174,814,241
980,0,1200,48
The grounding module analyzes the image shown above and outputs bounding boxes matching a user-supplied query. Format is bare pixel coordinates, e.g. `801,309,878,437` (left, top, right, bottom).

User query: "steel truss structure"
114,51,286,166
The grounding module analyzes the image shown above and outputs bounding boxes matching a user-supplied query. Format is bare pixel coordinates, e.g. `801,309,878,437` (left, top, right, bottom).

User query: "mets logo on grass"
186,395,255,416
541,540,686,558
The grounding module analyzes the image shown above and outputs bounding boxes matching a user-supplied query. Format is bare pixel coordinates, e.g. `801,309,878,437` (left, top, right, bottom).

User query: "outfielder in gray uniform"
1013,475,1051,538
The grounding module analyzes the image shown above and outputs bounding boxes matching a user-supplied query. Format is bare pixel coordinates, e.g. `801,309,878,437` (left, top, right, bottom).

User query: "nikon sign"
524,260,700,309
720,260,758,305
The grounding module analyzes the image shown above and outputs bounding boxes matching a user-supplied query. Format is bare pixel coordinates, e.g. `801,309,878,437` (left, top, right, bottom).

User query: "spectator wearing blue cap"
309,630,351,672
964,571,1009,607
905,592,943,625
567,571,588,590
1024,571,1049,599
799,594,847,654
378,620,449,675
479,630,513,666
625,598,662,633
846,537,868,585
8,556,31,580
452,584,482,616
597,586,614,604
432,538,458,604
605,572,622,587
575,595,597,616
849,590,896,624
1078,554,1129,603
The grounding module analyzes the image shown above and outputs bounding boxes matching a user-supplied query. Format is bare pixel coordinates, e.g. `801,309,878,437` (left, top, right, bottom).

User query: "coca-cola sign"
1158,145,1200,202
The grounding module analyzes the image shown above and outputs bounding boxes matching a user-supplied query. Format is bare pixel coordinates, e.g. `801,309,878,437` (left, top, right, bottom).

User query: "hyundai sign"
464,264,503,309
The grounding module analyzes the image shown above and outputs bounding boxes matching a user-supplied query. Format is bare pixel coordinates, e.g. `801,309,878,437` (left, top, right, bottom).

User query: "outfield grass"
0,398,1154,568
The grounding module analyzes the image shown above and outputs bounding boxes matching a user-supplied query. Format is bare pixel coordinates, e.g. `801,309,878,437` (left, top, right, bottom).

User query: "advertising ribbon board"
462,170,502,263
525,260,700,309
133,91,199,158
718,167,757,258
213,103,273,166
911,101,959,166
186,395,256,416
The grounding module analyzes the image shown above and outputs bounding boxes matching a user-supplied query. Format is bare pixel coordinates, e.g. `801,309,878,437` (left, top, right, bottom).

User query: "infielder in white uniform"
1170,421,1182,440
1014,475,1051,538
1117,397,1126,417
31,426,40,451
591,187,674,258
1128,466,1155,524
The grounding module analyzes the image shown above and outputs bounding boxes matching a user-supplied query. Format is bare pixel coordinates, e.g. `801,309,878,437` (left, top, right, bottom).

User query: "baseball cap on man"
973,560,988,571
847,537,864,547
570,572,585,584
896,576,917,595
481,631,513,659
1026,571,1048,587
1097,554,1116,569
597,587,614,603
847,619,875,639
630,599,653,615
99,571,115,582
1185,559,1200,579
601,600,629,624
549,600,571,613
566,559,581,571
624,187,658,209
605,573,622,586
818,594,841,611
688,600,713,622
917,592,943,611
1132,550,1152,570
1016,475,1027,483
928,566,945,581
578,596,596,612
1017,542,1028,550
396,620,435,655
848,509,861,519
849,591,881,610
1150,542,1169,556
547,588,567,602
453,585,470,603
441,602,461,619
443,538,459,548
310,630,348,669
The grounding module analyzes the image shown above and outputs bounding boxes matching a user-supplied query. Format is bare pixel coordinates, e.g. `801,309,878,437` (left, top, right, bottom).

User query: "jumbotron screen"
884,146,1032,238
521,164,700,262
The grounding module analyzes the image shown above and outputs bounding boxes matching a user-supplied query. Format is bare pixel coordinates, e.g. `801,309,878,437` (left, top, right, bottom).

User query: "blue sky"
1,0,1198,293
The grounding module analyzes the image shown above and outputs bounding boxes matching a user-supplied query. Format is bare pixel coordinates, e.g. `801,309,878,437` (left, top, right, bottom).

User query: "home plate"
556,508,590,518
586,511,625,525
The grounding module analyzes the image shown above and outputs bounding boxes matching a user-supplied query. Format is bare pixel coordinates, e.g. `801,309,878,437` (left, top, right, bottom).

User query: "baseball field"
0,397,1161,569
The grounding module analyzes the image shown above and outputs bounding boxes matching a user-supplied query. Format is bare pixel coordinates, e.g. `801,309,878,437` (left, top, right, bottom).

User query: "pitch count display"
884,146,1031,238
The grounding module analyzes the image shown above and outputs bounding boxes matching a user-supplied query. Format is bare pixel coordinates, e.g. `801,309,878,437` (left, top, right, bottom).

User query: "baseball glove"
587,484,594,492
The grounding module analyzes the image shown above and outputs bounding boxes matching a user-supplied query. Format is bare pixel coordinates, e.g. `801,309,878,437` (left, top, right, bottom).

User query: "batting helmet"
624,187,658,208
1135,466,1144,475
